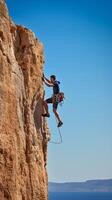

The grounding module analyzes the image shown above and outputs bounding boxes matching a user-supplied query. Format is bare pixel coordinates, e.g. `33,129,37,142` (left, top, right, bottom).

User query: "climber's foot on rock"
44,162,47,168
42,113,50,118
57,121,63,127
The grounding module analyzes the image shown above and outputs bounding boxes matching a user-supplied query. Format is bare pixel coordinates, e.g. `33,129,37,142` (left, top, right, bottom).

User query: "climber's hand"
42,77,44,82
42,73,45,81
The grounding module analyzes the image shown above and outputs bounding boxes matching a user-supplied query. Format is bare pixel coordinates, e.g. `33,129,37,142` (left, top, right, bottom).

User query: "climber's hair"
50,75,56,80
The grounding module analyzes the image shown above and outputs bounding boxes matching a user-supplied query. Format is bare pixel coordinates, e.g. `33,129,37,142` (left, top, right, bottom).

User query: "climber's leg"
42,98,52,117
42,100,49,117
53,104,63,127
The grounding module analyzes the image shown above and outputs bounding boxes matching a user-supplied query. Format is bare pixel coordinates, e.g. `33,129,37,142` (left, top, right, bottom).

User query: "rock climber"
42,74,63,127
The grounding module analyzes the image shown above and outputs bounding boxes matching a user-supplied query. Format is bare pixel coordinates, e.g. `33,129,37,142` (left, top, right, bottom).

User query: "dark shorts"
46,97,58,110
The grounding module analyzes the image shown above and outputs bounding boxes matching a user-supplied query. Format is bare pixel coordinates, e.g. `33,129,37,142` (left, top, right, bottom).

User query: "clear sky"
6,0,112,182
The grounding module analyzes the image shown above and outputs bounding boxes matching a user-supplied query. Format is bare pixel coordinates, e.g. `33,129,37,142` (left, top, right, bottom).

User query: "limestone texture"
0,0,50,199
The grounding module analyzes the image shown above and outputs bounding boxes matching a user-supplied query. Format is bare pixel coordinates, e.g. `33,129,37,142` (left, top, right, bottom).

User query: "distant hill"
49,179,112,192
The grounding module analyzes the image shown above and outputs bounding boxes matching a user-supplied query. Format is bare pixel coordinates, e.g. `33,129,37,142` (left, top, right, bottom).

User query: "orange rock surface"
0,0,50,199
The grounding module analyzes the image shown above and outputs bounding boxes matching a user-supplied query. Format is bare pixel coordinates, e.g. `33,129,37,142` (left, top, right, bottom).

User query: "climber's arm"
42,74,53,87
44,76,51,84
44,79,53,87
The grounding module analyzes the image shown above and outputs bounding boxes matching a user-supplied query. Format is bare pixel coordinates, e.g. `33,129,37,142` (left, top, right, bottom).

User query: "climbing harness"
53,92,65,104
49,116,63,145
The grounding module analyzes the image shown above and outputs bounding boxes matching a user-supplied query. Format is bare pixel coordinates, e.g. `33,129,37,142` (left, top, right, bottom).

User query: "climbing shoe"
57,121,63,127
42,113,50,118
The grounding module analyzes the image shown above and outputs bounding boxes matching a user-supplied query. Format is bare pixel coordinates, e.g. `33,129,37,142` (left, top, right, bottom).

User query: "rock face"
0,0,50,199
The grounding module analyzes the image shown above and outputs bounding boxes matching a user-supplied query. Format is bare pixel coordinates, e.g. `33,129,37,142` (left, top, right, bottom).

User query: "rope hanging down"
49,116,63,145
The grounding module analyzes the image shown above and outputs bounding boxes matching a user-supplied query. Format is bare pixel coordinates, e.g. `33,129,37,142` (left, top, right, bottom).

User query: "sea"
49,192,112,200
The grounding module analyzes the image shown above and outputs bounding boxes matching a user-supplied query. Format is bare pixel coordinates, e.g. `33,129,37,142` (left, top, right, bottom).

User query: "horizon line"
49,178,112,184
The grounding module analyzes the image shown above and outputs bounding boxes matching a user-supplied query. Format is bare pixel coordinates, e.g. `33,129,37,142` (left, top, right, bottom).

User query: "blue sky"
6,0,112,182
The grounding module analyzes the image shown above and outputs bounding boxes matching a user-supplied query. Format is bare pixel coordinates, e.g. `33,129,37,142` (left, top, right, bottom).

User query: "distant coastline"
49,179,112,192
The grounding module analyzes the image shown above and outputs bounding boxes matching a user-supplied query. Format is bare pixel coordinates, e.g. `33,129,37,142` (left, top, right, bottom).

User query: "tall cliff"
0,0,50,199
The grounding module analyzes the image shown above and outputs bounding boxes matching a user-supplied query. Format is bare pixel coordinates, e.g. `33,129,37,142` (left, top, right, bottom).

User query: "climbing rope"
49,116,63,145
